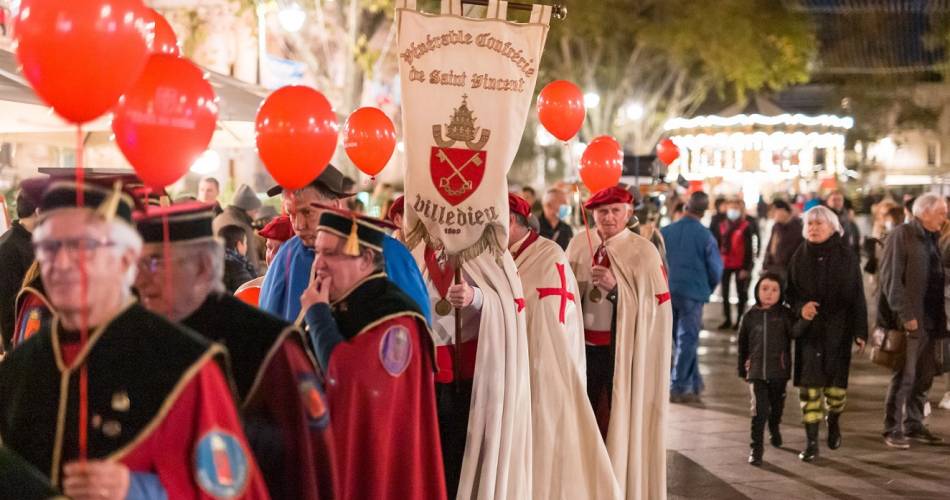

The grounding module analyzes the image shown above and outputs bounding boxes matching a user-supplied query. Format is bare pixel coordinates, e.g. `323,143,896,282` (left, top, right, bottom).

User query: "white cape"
567,229,674,500
513,233,620,500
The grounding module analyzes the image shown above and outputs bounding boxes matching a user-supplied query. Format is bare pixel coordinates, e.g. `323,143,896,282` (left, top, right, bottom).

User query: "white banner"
398,0,550,258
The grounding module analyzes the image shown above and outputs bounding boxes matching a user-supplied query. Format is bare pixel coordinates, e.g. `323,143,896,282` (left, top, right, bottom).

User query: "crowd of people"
1,165,948,499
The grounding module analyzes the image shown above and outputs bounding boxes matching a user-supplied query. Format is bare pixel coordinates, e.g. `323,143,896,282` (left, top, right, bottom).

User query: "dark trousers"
884,329,937,436
436,381,472,499
750,379,787,447
586,344,614,438
721,268,750,324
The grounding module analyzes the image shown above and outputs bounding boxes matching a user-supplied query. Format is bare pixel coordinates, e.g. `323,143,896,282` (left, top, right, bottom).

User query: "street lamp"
277,2,306,33
624,102,644,121
583,92,600,109
190,149,221,175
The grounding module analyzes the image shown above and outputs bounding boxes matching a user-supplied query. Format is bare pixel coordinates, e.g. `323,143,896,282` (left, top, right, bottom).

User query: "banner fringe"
405,220,504,268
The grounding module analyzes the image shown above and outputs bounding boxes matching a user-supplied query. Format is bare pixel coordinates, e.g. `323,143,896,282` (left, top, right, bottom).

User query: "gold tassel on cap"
343,217,361,256
96,181,123,223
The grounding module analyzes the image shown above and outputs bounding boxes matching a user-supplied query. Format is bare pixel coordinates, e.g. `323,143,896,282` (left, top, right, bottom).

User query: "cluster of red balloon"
536,80,623,194
255,87,396,190
16,0,216,192
535,80,682,194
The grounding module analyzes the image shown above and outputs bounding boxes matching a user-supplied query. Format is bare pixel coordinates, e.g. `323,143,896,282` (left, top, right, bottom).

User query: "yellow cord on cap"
343,217,361,256
96,181,123,223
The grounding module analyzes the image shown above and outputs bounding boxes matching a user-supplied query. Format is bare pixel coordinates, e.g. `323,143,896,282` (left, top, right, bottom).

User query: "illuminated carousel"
663,96,853,201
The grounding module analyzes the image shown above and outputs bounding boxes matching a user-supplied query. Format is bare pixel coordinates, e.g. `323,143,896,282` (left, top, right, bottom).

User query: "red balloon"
657,138,680,166
112,55,218,190
147,8,180,57
15,0,151,124
537,80,585,142
589,135,621,151
579,135,623,193
343,107,396,177
256,86,339,190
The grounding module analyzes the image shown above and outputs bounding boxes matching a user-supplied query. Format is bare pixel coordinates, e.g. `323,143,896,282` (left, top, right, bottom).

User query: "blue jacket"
661,216,723,303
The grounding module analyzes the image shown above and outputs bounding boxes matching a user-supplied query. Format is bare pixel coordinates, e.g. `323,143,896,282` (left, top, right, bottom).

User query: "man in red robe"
134,202,337,500
301,210,446,500
0,179,269,499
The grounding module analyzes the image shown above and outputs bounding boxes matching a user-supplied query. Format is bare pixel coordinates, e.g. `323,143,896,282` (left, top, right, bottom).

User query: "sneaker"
907,427,943,445
884,433,911,449
939,392,950,410
717,320,733,330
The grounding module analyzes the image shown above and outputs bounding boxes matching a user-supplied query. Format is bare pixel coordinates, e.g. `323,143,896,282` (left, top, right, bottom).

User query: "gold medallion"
111,391,130,412
589,287,602,303
435,299,453,316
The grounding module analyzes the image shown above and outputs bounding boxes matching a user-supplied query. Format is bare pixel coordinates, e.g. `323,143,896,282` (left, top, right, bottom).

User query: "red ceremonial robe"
304,273,446,500
0,302,270,500
183,292,337,500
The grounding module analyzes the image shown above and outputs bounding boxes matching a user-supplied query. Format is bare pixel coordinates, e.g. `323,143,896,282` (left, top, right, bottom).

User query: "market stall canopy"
0,48,263,145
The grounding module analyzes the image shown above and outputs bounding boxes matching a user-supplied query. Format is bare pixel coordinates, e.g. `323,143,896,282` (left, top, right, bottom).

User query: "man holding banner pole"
396,0,553,497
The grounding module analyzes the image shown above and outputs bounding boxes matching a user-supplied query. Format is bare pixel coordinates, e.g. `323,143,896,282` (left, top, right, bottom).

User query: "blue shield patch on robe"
194,431,250,499
379,326,413,376
297,375,330,428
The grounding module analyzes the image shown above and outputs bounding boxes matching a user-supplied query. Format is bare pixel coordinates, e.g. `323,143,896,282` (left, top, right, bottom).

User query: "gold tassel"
343,217,361,256
96,181,123,223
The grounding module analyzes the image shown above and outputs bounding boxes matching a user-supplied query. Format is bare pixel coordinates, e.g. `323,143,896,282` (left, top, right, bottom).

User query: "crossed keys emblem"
436,149,483,196
429,95,491,205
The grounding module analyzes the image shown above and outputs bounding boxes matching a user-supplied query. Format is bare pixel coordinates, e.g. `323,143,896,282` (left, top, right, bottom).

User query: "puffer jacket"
737,305,806,380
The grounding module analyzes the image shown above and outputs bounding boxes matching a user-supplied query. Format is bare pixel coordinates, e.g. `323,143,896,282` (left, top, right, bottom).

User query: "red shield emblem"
430,147,487,206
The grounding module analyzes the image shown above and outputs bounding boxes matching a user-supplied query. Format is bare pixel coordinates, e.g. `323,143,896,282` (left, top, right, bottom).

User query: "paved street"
667,306,950,499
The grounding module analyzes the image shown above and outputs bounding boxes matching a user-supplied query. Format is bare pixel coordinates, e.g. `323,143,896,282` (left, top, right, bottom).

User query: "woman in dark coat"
786,205,868,462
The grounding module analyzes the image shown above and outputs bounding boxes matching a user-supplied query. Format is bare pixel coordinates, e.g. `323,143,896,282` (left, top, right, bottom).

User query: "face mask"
558,205,571,220
726,208,741,221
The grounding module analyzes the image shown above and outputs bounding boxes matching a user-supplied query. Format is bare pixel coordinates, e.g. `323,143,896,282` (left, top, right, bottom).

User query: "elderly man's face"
312,231,375,301
593,202,632,240
34,210,135,323
134,244,209,321
286,187,342,248
918,200,949,232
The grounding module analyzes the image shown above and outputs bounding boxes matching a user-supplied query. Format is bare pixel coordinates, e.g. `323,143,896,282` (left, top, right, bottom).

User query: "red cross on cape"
536,263,575,325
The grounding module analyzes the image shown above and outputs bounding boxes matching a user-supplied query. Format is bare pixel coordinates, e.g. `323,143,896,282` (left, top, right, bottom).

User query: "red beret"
387,195,405,222
258,215,294,242
584,186,633,209
508,193,531,218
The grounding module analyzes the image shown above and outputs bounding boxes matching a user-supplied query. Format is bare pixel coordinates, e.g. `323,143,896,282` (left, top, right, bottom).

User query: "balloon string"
76,124,89,462
162,214,173,318
565,140,595,262
284,190,294,302
579,190,595,262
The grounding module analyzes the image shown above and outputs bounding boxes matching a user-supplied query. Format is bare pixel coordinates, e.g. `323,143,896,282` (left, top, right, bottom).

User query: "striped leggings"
799,387,847,424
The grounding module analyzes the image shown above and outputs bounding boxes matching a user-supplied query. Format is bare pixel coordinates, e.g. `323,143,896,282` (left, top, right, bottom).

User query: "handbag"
868,327,906,370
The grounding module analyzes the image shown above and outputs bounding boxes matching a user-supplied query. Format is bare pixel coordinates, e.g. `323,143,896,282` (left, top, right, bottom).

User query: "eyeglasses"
33,238,116,263
137,255,191,274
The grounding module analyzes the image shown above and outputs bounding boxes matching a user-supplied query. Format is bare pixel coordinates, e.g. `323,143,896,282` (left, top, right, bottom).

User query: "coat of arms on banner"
430,95,490,206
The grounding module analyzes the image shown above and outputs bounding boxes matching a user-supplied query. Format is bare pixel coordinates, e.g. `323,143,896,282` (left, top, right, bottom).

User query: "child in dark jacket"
737,272,806,466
